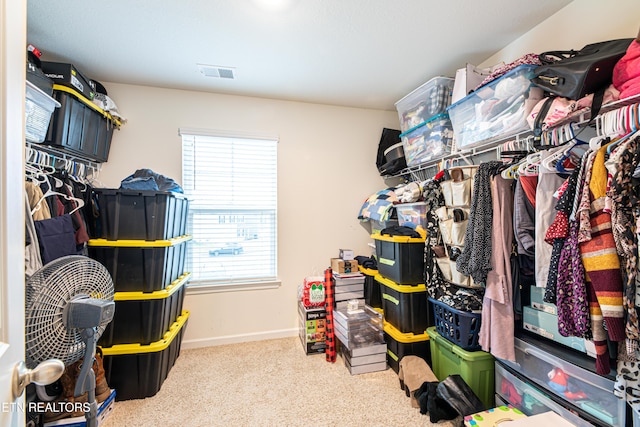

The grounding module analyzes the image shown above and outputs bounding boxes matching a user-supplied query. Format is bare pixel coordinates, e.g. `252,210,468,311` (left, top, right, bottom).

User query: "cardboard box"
41,61,95,100
529,285,556,315
522,306,595,357
331,258,358,274
298,302,327,355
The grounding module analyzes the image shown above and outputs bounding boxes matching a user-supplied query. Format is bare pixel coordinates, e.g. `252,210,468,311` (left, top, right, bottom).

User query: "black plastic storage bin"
45,85,116,162
102,311,189,401
377,274,432,335
40,61,95,100
93,189,189,241
99,273,190,347
88,235,190,293
372,233,425,285
360,266,382,309
383,321,431,374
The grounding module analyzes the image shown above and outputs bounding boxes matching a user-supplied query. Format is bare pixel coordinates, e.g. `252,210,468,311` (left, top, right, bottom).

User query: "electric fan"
25,255,115,427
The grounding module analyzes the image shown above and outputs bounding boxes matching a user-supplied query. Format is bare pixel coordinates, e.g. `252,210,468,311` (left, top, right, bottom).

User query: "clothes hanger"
64,160,88,192
606,104,639,154
25,163,49,185
517,152,542,176
540,143,569,172
596,104,638,156
30,175,85,217
555,123,588,173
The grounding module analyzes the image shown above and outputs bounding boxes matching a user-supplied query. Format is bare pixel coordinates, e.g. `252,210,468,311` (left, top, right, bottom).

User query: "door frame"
0,0,27,425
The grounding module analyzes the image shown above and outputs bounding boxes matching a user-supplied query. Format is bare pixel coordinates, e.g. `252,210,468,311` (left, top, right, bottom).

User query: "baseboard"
181,327,298,349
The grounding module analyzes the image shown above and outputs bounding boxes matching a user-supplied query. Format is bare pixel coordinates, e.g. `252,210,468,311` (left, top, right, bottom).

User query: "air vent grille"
197,64,236,79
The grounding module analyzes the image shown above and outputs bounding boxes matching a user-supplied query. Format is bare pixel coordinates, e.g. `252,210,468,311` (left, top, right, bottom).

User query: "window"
180,129,278,288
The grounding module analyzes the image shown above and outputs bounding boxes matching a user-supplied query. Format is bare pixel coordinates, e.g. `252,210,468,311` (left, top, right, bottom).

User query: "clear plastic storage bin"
25,80,60,143
395,202,428,230
499,335,625,427
400,113,453,166
395,76,454,133
447,65,541,149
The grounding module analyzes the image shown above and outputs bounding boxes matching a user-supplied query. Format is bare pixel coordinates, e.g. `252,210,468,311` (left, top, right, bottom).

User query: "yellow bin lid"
88,234,192,247
358,266,378,276
371,233,425,243
101,310,190,356
114,272,191,301
52,84,122,127
383,320,429,343
375,273,425,292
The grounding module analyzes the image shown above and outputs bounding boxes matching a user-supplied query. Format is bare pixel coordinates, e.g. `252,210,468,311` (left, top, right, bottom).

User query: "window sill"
185,279,281,295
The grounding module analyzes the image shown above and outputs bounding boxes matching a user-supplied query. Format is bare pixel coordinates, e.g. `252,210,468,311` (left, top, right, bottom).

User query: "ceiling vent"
197,64,236,79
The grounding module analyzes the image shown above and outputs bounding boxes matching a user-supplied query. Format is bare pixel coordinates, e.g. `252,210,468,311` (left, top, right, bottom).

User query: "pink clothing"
527,86,621,132
613,40,640,99
479,175,516,362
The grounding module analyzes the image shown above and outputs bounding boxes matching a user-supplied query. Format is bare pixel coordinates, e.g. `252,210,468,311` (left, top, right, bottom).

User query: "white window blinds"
181,131,278,286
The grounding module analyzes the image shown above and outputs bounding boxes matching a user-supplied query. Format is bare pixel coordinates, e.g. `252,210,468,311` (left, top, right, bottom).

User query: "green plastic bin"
426,326,494,409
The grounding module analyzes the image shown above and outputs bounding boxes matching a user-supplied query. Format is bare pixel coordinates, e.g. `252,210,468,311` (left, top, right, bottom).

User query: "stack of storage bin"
395,76,455,167
334,304,387,375
370,231,432,373
358,265,382,312
87,189,191,401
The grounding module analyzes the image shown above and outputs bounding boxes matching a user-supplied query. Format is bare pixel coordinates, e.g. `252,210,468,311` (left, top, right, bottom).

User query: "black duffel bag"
531,38,634,100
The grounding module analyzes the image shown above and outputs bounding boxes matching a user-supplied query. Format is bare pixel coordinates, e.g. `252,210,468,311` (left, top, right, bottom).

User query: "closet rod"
25,143,101,171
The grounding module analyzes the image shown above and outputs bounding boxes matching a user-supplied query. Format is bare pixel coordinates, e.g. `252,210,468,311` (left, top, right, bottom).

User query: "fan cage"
25,255,114,368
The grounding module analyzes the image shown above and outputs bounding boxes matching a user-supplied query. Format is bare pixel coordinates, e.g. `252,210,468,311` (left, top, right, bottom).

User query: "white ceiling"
26,0,572,111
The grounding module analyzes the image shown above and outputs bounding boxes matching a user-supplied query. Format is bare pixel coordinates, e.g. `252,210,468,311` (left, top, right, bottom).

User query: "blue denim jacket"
120,169,183,193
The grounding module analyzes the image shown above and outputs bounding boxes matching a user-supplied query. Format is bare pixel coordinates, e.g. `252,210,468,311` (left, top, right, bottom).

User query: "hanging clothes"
25,193,42,278
607,133,640,418
543,156,591,338
543,155,583,304
579,144,626,343
456,161,502,284
608,134,640,356
25,181,51,221
534,152,566,288
576,143,625,375
423,176,484,312
479,174,515,361
33,214,78,264
512,177,536,274
556,220,590,339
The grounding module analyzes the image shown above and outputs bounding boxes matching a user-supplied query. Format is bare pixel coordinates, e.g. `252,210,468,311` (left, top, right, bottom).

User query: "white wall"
98,84,398,347
480,0,640,68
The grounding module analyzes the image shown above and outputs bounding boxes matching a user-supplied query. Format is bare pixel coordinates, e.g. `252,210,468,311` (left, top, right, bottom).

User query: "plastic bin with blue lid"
447,64,543,149
399,113,454,167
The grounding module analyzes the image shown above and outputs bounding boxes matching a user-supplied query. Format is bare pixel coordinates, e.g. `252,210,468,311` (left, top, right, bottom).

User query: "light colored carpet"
101,336,461,427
